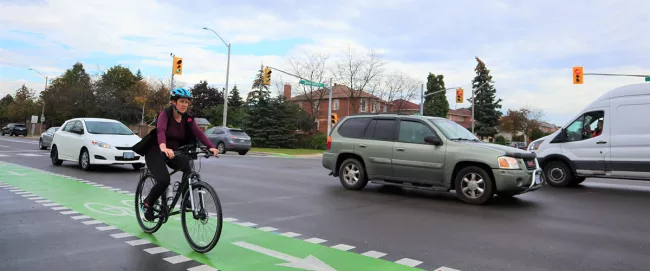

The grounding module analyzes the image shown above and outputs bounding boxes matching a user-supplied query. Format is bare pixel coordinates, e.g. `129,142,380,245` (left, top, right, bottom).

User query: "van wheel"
338,158,368,190
544,161,572,187
454,166,494,205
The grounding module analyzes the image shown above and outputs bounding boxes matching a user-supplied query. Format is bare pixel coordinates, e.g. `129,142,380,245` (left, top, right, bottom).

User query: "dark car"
1,123,28,136
203,126,251,155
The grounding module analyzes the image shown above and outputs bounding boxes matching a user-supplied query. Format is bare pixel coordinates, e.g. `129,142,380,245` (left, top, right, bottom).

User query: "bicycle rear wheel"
181,181,223,253
135,174,164,233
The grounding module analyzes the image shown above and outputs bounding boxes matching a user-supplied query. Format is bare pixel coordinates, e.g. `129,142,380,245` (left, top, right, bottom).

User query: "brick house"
390,99,420,114
447,108,473,129
283,84,393,133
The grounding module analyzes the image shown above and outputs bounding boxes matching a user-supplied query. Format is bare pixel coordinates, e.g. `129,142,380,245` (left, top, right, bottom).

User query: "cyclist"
141,87,219,221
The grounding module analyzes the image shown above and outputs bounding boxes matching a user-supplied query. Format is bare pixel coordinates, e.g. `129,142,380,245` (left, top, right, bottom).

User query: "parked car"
49,118,145,170
1,123,28,136
322,113,544,205
203,126,251,155
529,83,650,187
39,126,60,150
510,141,527,150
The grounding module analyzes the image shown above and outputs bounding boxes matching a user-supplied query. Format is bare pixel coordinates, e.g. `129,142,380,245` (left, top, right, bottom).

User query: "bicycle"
134,144,223,253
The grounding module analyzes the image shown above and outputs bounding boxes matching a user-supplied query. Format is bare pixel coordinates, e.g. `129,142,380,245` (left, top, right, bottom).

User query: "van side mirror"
424,135,443,146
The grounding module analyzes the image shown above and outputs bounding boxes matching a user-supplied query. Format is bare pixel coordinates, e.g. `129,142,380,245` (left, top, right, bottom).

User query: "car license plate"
534,174,541,184
123,152,135,159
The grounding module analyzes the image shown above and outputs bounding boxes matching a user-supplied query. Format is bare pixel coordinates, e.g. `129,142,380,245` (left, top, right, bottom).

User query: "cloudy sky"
1,0,649,126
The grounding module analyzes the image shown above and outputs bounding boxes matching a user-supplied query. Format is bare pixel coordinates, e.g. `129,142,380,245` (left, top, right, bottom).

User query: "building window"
333,99,339,110
457,116,464,122
384,103,388,112
360,99,366,112
371,100,377,112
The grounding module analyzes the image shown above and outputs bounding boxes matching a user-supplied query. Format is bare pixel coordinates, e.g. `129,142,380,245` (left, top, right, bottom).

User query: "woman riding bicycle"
136,87,218,221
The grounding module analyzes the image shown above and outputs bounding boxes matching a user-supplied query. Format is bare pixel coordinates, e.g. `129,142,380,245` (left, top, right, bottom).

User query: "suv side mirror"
424,135,443,146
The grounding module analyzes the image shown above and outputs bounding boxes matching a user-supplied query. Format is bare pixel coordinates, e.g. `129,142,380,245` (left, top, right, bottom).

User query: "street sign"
31,115,38,123
299,79,325,88
645,76,650,82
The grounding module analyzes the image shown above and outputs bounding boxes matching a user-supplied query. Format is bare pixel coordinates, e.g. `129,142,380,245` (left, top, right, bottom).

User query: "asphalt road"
1,136,650,271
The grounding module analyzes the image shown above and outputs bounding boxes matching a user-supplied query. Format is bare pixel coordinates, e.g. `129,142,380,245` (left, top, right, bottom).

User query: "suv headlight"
498,156,520,169
91,140,111,148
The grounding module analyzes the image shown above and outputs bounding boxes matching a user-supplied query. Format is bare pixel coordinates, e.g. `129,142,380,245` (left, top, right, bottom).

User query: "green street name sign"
645,76,650,82
299,79,325,88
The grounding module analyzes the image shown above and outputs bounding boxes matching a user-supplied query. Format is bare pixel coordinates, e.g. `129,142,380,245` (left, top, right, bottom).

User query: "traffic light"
331,113,338,124
263,67,272,85
173,56,183,75
573,66,583,84
456,88,464,103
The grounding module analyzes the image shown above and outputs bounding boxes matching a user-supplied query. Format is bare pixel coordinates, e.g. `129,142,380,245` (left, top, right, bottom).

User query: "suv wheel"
454,166,494,205
338,158,368,190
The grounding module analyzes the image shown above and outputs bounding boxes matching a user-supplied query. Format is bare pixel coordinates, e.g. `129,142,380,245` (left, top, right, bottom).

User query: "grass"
250,147,323,155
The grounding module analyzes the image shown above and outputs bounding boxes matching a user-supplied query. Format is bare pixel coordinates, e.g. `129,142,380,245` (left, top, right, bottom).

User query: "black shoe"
142,202,155,221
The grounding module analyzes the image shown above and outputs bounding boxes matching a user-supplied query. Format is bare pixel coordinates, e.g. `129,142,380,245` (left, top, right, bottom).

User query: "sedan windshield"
428,118,479,141
85,121,133,135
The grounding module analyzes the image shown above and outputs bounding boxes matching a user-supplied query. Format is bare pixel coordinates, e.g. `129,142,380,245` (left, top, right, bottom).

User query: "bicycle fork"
187,177,206,219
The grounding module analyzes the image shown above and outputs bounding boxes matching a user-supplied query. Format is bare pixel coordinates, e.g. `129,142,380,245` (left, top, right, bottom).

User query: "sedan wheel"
80,149,92,171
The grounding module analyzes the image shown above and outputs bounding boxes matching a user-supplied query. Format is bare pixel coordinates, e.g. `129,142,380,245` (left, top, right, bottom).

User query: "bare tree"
371,71,420,111
519,107,545,141
285,52,330,122
332,45,386,112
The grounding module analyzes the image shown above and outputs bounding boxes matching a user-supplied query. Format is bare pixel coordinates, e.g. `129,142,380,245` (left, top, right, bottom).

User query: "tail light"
326,136,332,150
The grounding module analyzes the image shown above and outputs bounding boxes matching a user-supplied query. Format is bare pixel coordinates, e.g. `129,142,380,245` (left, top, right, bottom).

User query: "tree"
423,73,449,117
40,62,93,125
247,64,272,105
499,109,525,136
5,85,39,122
188,80,223,117
286,52,330,122
373,71,419,111
228,85,243,108
93,65,139,123
332,45,386,113
0,94,14,121
519,107,544,140
470,57,502,138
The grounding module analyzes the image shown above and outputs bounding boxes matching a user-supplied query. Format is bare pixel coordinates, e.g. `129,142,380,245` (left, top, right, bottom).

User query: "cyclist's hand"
161,147,174,159
209,148,219,157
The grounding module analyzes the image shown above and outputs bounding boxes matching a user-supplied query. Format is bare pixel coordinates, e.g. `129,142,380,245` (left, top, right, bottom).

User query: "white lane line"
144,247,170,254
110,232,134,239
71,215,91,220
126,239,151,246
18,153,42,157
15,191,30,194
119,190,130,194
21,194,36,197
257,227,277,232
304,238,327,244
43,203,60,207
331,244,355,251
361,250,386,258
4,187,15,189
9,189,23,192
395,258,422,267
36,200,52,203
236,222,257,227
164,255,192,264
109,188,121,191
96,226,117,231
82,220,103,225
52,207,69,210
28,197,45,200
223,217,238,222
60,211,79,215
279,232,301,238
0,185,11,187
187,265,218,271
434,267,462,271
79,180,91,183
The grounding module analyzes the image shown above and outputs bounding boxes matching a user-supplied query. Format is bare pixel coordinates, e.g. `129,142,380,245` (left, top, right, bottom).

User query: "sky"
1,0,649,126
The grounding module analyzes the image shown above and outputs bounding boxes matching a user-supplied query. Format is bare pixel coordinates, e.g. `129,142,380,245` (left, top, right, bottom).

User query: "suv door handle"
359,144,367,148
597,141,607,144
396,147,405,151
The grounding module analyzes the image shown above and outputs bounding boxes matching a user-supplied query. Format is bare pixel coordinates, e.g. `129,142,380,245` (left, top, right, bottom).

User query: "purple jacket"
155,109,215,150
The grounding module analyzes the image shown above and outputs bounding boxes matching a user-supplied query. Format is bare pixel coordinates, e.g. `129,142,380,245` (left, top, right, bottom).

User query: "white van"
528,83,650,187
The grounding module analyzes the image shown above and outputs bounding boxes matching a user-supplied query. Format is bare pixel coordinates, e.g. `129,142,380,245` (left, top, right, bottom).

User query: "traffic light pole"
327,77,333,135
419,87,458,116
170,53,175,90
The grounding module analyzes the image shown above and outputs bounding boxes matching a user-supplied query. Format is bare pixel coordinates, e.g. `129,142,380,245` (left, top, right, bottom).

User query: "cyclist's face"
173,98,190,113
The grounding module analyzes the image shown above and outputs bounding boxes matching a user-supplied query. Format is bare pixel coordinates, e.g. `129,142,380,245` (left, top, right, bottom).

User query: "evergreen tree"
228,85,243,108
135,69,144,81
247,65,271,105
469,57,502,139
423,73,449,117
189,80,223,116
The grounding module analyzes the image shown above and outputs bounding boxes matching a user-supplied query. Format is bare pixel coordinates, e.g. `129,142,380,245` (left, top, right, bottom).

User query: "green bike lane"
0,162,427,271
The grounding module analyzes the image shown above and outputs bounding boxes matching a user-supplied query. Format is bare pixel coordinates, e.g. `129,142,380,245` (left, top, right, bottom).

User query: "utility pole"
419,83,424,115
28,68,47,133
326,78,333,135
203,27,232,127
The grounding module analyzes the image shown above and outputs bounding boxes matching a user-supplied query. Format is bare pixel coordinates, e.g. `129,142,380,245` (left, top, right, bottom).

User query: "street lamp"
28,68,48,135
419,86,461,115
470,80,495,134
202,27,231,127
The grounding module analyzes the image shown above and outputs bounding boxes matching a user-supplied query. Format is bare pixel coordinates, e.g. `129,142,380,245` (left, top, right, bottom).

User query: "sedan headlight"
91,140,111,148
498,156,520,169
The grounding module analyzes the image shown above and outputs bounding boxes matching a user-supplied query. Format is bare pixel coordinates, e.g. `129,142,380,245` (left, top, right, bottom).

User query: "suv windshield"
428,118,479,141
85,121,133,135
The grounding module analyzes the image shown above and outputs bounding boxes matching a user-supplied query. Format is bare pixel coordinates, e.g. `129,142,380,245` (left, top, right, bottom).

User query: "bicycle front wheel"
181,181,223,253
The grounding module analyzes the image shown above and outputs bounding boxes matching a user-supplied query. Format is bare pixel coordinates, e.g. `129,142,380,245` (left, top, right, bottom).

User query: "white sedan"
50,117,146,170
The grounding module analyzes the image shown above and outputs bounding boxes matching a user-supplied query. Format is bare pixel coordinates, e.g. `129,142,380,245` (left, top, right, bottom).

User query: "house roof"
391,99,419,110
290,84,386,102
448,108,471,116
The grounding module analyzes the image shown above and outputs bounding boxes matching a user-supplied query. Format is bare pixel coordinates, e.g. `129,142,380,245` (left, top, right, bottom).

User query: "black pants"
144,147,191,206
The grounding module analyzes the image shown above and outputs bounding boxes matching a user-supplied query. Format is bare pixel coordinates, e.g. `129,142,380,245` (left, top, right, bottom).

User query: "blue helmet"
170,87,192,100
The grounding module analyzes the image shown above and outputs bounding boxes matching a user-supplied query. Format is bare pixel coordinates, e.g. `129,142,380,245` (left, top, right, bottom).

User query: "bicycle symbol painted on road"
84,200,135,217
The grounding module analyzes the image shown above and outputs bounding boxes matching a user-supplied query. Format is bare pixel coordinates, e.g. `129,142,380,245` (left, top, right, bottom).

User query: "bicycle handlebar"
168,145,218,159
